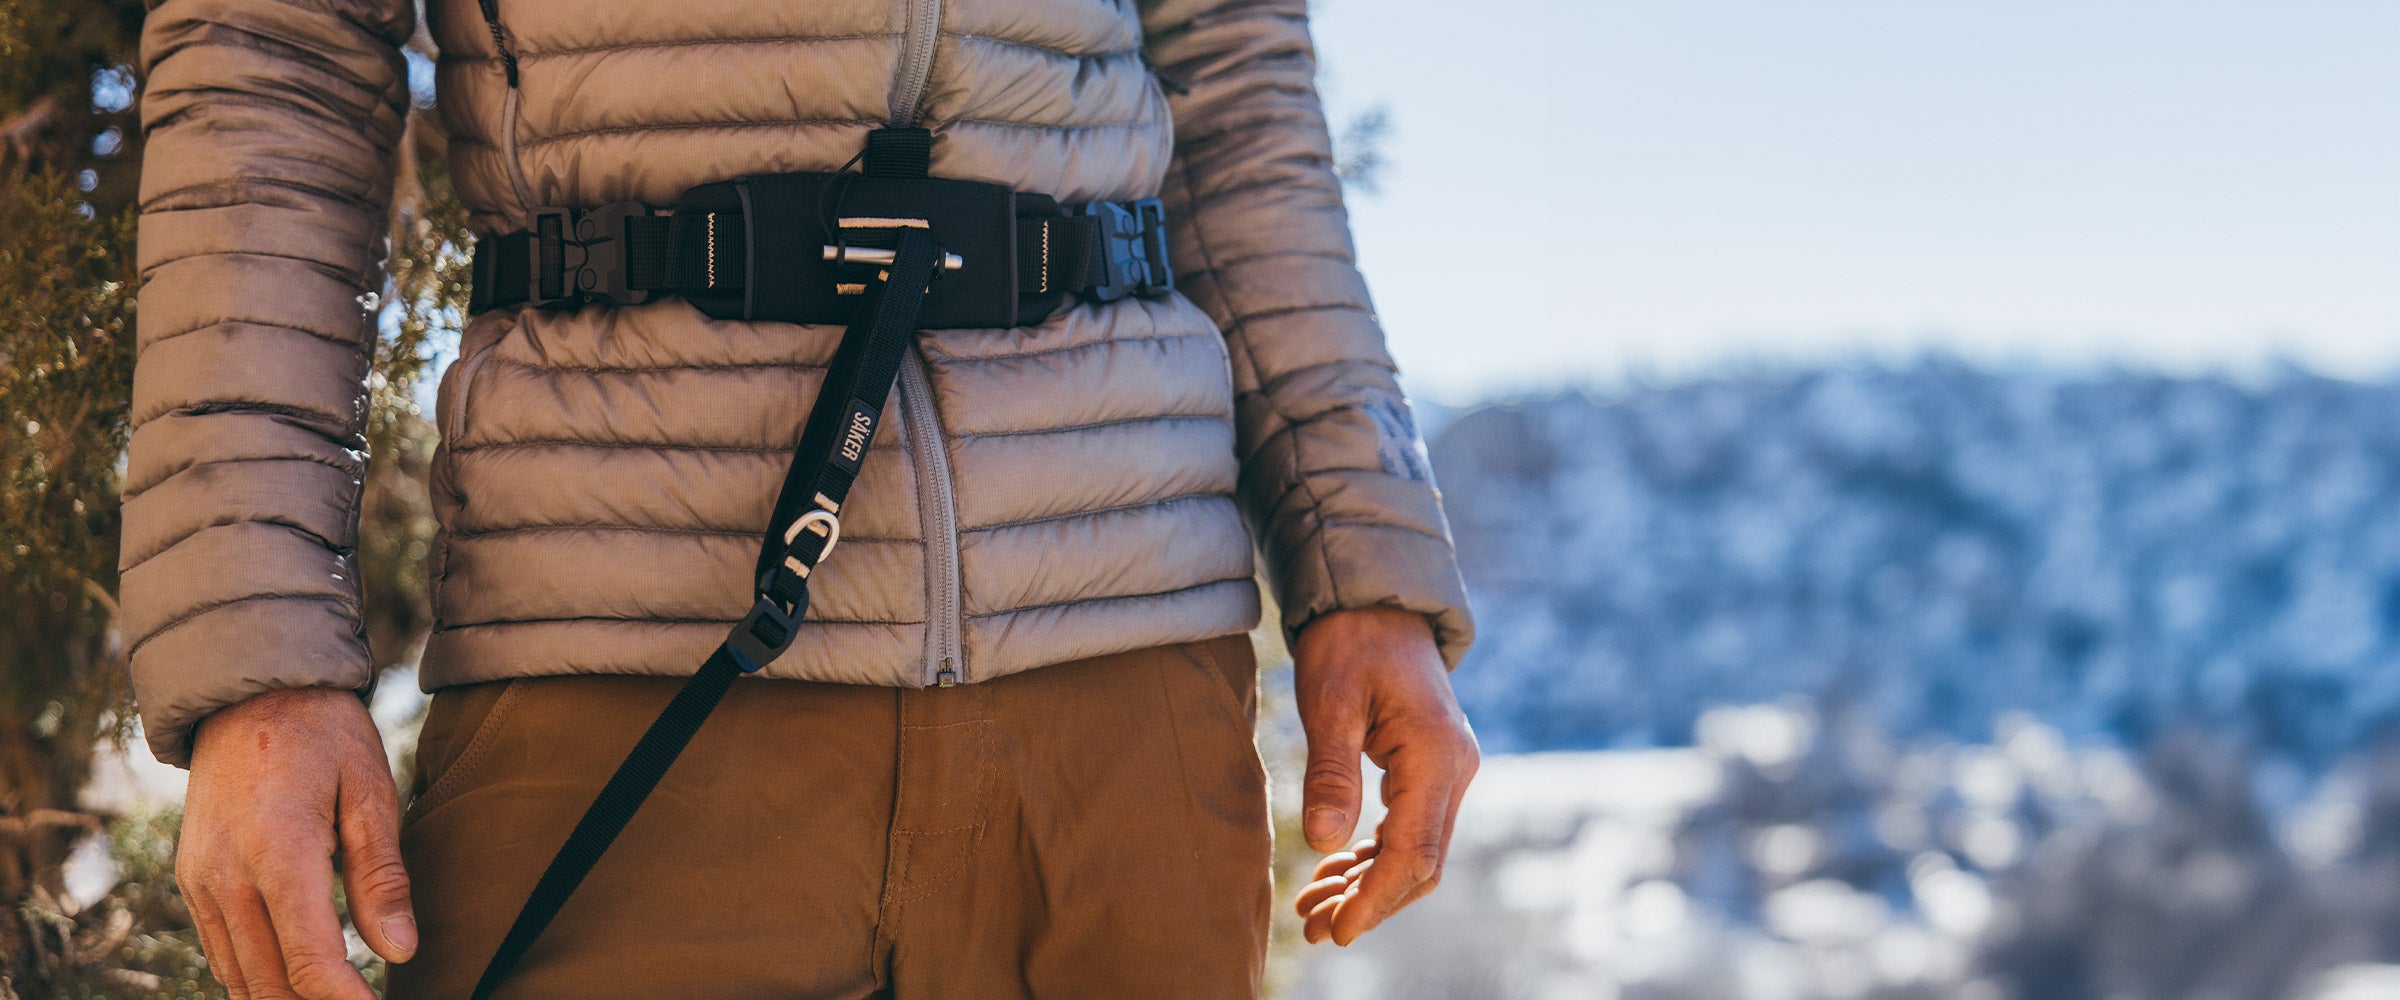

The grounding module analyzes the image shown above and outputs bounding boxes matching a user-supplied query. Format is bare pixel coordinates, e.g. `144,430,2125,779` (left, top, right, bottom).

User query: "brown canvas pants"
386,634,1271,1000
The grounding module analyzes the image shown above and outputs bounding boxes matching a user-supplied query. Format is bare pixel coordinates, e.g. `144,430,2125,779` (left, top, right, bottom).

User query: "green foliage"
2,2,464,994
358,113,474,669
0,169,136,798
0,169,135,641
0,0,145,207
12,806,215,1000
1,0,146,830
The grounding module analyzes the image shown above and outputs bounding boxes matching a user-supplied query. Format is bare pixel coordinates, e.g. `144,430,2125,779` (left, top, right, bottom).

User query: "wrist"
1298,605,1436,649
193,685,374,755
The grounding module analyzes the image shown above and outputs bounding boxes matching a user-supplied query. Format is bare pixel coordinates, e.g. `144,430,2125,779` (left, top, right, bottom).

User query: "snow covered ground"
1285,703,2400,1000
1283,363,2400,997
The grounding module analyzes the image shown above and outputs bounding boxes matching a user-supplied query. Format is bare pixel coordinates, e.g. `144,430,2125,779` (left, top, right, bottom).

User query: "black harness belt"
463,128,1175,1000
468,172,1172,328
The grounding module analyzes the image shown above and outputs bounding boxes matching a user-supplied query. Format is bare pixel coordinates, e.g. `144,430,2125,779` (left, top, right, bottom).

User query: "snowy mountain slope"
1432,360,2400,762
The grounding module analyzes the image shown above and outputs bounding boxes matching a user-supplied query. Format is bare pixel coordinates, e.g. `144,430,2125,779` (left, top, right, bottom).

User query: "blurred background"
4,1,2398,997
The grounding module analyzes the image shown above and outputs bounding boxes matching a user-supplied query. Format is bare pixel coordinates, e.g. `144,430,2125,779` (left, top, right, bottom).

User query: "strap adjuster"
1078,196,1173,303
727,593,803,673
528,202,655,308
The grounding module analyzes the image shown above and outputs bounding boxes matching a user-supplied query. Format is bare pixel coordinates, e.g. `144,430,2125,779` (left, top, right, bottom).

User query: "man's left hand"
1289,606,1478,945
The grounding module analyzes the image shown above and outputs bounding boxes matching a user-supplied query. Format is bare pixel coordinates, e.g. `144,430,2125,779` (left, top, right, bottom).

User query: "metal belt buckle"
1079,197,1174,303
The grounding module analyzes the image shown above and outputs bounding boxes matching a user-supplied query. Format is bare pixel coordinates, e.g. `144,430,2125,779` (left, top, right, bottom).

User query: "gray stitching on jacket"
137,175,374,215
451,439,804,456
1206,246,1362,271
142,312,373,353
953,413,1221,442
131,398,355,436
1220,301,1372,327
941,115,1159,133
923,328,1214,366
150,21,392,101
124,593,360,661
431,579,1253,631
437,613,927,629
121,454,360,502
968,575,1253,620
444,32,896,64
451,523,913,544
479,356,830,375
520,117,880,150
959,490,1229,535
947,32,1140,61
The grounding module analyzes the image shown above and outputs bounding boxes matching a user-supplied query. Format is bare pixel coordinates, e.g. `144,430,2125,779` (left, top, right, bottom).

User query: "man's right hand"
179,686,416,1000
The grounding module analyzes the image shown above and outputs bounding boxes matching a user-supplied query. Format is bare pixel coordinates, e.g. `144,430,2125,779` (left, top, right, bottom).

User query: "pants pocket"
1182,632,1260,730
402,678,524,832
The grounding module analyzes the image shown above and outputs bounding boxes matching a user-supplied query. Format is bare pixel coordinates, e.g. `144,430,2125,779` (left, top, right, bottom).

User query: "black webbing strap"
466,187,1170,323
467,226,949,1000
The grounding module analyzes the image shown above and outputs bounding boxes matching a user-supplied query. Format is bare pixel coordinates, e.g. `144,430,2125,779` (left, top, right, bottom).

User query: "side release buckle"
527,202,655,308
1078,197,1173,303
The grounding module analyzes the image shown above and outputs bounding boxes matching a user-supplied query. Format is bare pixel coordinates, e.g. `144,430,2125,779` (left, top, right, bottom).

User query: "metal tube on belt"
824,244,965,271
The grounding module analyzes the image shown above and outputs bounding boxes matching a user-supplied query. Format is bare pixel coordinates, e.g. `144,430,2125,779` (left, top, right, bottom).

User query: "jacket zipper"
889,0,943,127
898,351,964,686
889,0,961,685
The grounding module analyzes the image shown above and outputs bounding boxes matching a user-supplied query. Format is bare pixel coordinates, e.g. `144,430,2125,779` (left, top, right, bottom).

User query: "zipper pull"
936,657,959,687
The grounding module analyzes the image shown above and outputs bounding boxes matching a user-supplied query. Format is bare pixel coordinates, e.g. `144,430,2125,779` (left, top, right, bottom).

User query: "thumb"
337,764,417,964
1301,698,1366,853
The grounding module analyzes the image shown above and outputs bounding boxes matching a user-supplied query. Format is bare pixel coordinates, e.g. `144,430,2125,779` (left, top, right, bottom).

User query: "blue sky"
1306,0,2400,403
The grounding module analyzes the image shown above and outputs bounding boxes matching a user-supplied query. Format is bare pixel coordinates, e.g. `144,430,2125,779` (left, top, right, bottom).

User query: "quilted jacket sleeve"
1137,0,1474,667
121,0,415,766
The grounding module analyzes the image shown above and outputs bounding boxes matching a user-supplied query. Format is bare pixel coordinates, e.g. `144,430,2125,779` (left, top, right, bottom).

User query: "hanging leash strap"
466,223,949,1000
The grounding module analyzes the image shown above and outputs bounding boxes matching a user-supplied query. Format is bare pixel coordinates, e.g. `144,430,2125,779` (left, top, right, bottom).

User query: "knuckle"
249,858,305,898
236,837,287,875
284,958,348,1000
1301,694,1366,731
353,856,413,900
1303,760,1360,793
174,856,206,894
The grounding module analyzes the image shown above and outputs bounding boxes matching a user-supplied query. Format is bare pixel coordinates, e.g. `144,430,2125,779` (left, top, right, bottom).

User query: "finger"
253,854,374,1000
1379,781,1472,918
1323,856,1385,946
220,885,303,1000
1309,841,1375,882
1302,883,1351,944
337,763,417,964
1300,700,1367,853
1294,874,1351,922
185,885,253,1000
1403,768,1472,913
1330,764,1457,945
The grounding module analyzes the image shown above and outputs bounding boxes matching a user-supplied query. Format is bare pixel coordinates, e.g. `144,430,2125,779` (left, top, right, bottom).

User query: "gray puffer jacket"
124,0,1474,765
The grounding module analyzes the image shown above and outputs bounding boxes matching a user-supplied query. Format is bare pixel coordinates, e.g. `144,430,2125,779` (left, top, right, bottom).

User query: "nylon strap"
467,226,949,1000
471,205,1141,304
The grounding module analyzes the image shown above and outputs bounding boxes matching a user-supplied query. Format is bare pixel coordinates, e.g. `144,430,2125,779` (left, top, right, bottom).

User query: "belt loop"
863,127,932,179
